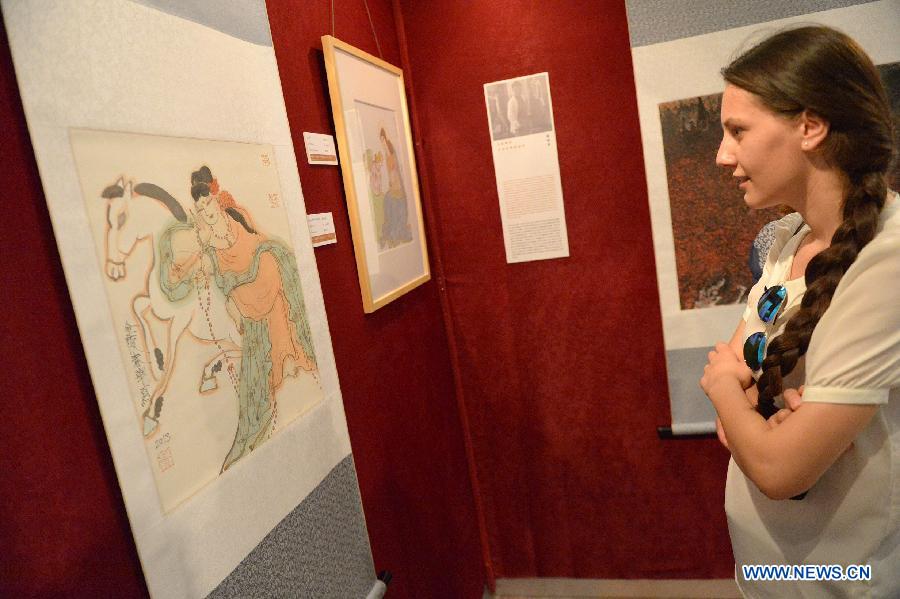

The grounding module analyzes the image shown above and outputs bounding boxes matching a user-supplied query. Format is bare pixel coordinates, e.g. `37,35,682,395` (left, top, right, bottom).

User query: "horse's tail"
134,182,188,223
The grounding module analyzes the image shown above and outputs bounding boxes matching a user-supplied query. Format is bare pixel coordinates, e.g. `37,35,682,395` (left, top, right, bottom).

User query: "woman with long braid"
699,26,898,596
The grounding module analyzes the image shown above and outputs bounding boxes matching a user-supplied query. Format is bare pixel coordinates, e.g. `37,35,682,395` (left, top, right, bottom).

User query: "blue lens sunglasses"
743,285,788,371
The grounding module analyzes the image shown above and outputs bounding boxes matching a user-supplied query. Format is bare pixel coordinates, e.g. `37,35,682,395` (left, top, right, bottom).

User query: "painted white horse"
100,177,241,436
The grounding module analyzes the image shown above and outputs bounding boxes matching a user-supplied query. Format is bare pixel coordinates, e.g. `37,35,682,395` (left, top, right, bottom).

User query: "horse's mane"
134,183,188,223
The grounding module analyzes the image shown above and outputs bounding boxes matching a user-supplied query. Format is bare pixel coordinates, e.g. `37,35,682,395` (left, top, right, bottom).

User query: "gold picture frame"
322,35,430,313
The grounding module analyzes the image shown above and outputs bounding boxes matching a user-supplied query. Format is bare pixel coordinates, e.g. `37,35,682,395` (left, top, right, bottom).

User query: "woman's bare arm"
703,340,877,499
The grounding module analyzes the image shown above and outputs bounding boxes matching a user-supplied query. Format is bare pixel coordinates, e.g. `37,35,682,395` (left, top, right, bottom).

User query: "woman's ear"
800,110,829,151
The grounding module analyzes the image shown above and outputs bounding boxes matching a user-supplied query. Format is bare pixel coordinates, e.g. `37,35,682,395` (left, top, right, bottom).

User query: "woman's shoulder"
875,190,900,238
805,192,900,396
832,191,900,296
853,191,900,265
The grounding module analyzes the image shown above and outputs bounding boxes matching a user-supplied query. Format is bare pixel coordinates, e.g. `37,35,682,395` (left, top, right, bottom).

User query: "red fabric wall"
0,2,483,597
397,0,735,579
0,20,148,598
266,2,483,597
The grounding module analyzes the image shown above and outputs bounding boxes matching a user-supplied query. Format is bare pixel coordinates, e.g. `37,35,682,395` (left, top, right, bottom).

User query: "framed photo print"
322,35,430,313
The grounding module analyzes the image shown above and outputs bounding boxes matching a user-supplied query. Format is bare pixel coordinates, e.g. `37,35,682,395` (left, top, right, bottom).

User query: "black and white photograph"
485,73,553,141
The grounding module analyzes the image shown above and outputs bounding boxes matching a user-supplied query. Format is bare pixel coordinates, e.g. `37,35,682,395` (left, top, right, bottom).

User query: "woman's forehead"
721,84,769,119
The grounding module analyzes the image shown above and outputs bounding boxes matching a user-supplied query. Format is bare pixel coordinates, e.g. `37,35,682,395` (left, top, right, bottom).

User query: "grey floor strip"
208,454,375,599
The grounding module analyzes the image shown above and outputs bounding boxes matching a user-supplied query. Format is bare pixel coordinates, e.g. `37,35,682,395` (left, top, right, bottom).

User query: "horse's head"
101,177,137,280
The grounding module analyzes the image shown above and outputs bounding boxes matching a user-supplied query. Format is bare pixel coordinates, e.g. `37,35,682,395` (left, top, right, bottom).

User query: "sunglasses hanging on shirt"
743,284,788,371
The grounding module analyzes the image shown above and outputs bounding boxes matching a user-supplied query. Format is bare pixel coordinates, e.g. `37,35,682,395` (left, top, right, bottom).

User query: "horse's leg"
133,295,165,382
141,309,191,437
199,347,242,393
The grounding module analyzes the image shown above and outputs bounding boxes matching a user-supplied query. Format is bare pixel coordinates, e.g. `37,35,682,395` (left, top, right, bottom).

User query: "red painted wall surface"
397,0,734,579
0,2,483,597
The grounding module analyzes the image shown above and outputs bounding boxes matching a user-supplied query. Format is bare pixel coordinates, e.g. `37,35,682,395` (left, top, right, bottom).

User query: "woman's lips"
737,176,751,189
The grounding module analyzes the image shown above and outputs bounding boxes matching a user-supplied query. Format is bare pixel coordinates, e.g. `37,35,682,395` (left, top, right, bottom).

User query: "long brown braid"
722,26,895,418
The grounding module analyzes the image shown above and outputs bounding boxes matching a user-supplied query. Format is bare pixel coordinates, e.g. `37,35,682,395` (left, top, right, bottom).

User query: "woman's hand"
193,208,211,241
704,342,753,450
766,386,804,431
701,342,754,397
200,252,213,275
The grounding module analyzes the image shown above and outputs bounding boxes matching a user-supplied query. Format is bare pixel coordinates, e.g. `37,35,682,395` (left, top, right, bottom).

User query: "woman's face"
716,84,807,210
197,192,221,226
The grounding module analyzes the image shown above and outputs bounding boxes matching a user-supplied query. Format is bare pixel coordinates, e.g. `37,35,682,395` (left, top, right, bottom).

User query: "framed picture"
322,35,430,313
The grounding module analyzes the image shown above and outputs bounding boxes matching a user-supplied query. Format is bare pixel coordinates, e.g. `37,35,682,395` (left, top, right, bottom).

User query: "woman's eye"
731,127,744,137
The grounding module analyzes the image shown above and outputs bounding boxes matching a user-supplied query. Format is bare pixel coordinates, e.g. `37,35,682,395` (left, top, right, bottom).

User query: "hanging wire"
362,0,382,58
329,0,381,58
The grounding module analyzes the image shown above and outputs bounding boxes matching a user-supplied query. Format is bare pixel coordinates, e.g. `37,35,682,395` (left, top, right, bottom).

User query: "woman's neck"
792,167,846,246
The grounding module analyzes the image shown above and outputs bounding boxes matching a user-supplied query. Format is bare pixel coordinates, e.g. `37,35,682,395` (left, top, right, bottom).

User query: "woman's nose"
716,137,735,167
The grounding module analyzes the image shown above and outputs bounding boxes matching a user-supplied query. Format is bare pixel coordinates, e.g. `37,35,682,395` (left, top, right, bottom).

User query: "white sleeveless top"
726,194,900,598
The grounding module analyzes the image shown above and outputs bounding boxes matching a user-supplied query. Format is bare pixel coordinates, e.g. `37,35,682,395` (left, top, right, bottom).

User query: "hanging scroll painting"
71,129,325,512
2,1,360,596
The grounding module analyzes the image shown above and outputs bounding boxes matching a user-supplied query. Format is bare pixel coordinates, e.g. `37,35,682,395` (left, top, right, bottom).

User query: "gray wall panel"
129,0,273,46
626,0,875,47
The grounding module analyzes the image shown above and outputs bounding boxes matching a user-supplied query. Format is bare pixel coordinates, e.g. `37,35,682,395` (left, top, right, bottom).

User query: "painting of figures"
322,35,430,312
71,129,325,512
355,100,414,251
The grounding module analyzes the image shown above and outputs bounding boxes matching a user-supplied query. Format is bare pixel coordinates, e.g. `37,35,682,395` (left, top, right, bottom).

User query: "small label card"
303,132,339,165
308,212,337,247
